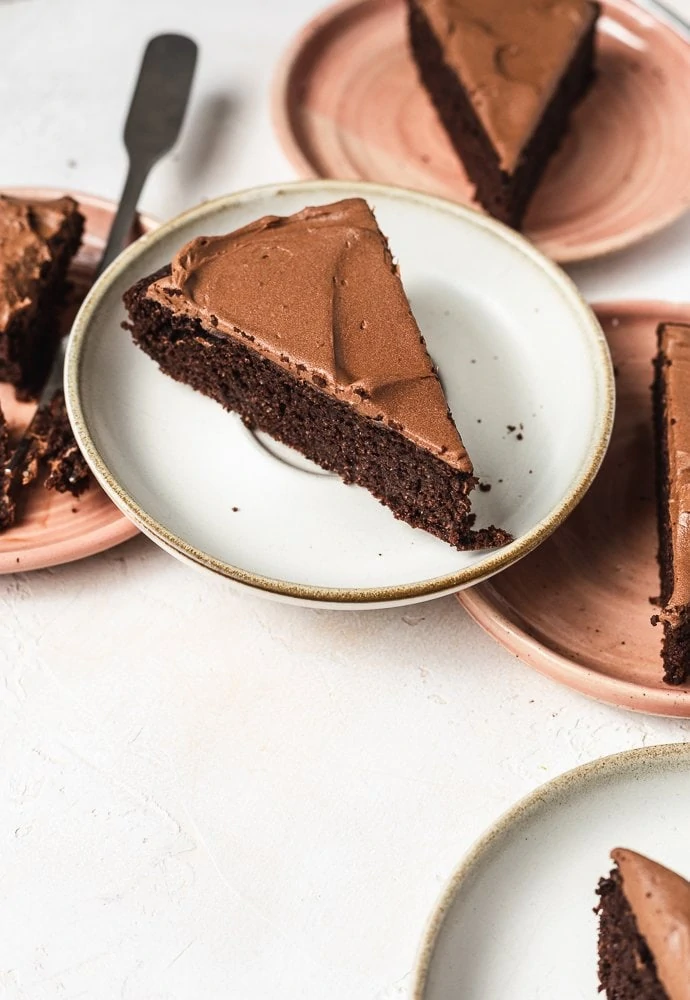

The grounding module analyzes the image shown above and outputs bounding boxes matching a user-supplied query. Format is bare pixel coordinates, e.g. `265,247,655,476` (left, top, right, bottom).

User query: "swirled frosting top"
145,198,472,473
613,848,690,1000
415,0,598,171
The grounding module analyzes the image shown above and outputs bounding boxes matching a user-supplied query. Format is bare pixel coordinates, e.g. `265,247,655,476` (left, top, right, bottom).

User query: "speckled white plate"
65,180,613,608
413,743,690,1000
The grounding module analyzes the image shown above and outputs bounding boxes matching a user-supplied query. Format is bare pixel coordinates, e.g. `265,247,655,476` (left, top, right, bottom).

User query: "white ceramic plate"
65,180,613,608
413,743,690,1000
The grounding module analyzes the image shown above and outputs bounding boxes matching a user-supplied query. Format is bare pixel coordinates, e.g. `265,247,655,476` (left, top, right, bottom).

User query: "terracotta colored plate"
273,0,690,263
0,188,156,574
458,301,690,717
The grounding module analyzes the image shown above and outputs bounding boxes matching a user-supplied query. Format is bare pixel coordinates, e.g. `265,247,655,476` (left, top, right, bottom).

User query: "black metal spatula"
96,33,198,279
5,32,198,482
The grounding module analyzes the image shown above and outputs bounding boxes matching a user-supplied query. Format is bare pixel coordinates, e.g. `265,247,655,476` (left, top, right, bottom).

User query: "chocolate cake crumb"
0,404,15,531
22,390,90,497
0,195,84,397
596,866,673,999
478,483,491,492
652,322,690,685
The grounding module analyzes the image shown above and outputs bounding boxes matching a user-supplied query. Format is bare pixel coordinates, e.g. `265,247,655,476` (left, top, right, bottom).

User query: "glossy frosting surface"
614,848,690,1000
416,0,597,171
146,198,472,472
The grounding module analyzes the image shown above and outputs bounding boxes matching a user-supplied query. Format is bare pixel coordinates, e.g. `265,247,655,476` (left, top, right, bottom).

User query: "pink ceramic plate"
0,188,156,574
458,302,690,718
273,0,690,263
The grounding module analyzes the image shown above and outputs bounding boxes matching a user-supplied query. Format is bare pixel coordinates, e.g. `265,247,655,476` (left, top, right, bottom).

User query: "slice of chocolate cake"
596,848,690,1000
652,323,690,686
407,0,599,228
0,194,84,397
0,402,14,531
123,198,510,550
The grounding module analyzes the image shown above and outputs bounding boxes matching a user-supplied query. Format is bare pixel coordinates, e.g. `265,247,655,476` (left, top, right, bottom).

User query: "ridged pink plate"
0,189,156,574
274,0,690,263
458,302,690,717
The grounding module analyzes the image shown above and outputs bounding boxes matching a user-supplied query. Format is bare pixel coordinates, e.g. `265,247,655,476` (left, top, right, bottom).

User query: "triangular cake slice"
596,848,690,1000
407,0,599,228
123,198,510,550
652,323,690,686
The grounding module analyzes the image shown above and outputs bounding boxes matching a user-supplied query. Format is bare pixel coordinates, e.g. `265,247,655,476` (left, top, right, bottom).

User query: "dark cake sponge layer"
124,267,510,551
407,0,598,229
652,336,690,686
596,869,670,1000
20,390,91,498
0,406,14,531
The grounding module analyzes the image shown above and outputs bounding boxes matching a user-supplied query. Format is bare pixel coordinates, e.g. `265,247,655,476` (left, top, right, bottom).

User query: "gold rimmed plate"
413,742,690,999
65,180,613,608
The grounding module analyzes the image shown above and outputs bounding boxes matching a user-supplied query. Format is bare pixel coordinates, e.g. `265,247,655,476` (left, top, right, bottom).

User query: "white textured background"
1,1,689,997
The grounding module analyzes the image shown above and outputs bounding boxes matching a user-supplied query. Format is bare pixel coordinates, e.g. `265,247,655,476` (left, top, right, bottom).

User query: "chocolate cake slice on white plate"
123,197,511,550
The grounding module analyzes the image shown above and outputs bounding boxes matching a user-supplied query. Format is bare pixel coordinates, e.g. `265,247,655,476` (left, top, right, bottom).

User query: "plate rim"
412,740,690,999
65,178,615,606
0,186,158,575
270,0,690,265
457,298,690,716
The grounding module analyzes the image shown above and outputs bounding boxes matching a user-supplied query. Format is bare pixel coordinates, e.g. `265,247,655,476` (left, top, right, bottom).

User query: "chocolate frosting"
659,324,690,618
613,849,690,1000
0,195,78,332
146,198,472,473
416,0,598,172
